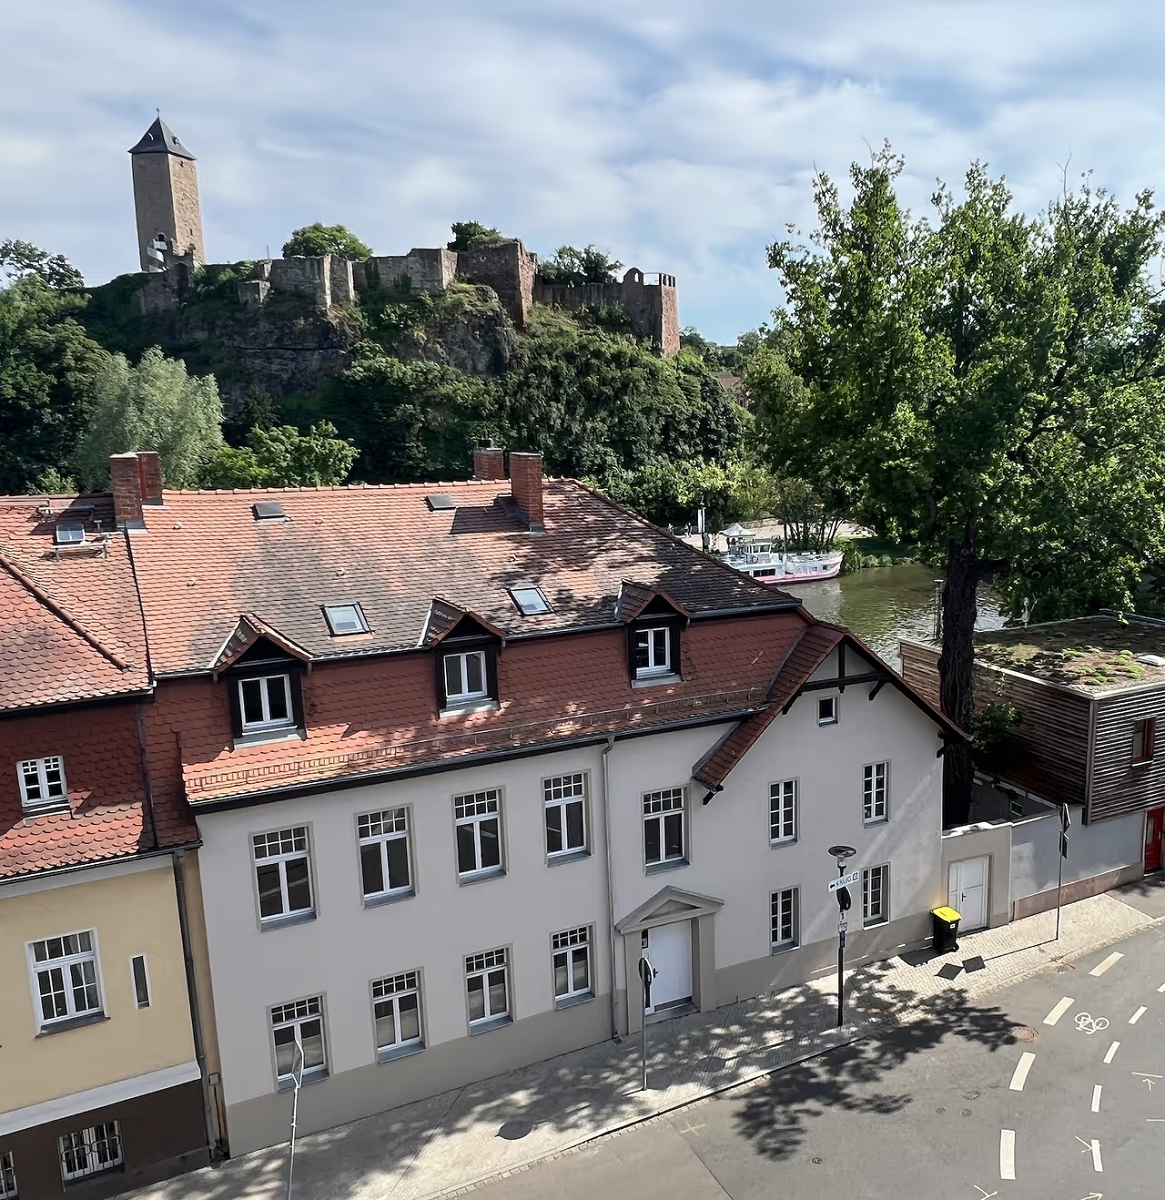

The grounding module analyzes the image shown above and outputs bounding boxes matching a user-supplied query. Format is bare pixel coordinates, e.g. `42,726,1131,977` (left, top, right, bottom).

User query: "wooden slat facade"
1091,687,1165,822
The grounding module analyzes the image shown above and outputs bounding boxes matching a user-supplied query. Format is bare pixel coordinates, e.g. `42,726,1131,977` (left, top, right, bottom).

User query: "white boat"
720,530,843,585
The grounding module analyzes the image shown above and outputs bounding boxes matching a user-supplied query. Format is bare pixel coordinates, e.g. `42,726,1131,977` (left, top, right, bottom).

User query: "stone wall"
352,248,459,295
458,240,536,329
130,154,205,272
268,256,334,309
532,267,679,355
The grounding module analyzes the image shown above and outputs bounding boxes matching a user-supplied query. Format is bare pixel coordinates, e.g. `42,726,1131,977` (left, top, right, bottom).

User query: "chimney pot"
137,451,164,506
109,453,145,528
508,451,544,532
473,441,506,482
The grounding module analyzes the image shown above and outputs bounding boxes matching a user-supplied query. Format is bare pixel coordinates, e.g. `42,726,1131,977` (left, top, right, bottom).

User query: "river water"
792,562,1008,667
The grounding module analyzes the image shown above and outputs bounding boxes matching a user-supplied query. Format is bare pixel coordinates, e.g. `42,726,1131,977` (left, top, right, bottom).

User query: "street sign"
829,870,860,892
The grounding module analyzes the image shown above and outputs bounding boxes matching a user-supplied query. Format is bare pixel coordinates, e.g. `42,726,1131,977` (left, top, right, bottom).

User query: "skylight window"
510,587,552,616
323,604,369,636
54,524,85,546
252,500,286,521
426,494,457,512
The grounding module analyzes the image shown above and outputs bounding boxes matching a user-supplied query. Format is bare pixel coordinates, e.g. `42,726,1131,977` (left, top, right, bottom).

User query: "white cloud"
2,0,1165,340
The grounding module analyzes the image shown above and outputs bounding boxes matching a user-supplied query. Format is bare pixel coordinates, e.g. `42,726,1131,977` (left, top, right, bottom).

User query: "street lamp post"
828,845,857,1029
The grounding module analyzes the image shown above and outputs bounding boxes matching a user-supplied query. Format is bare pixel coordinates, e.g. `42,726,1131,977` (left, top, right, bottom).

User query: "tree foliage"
447,221,506,252
0,240,84,289
71,346,224,490
537,245,623,286
282,223,372,260
751,143,1165,820
198,422,358,488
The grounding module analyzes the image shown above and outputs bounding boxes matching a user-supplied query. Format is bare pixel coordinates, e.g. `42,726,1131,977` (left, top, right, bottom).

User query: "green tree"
71,346,224,489
282,223,372,260
537,245,623,286
447,221,507,252
1,240,84,289
0,276,107,492
752,144,1165,821
199,421,358,487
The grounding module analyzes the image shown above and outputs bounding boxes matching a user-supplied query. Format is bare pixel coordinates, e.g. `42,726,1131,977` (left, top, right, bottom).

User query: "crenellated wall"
532,267,679,355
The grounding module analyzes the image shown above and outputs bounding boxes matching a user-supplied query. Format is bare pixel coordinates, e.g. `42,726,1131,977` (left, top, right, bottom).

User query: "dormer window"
635,626,672,678
444,651,488,704
18,756,68,814
238,674,293,732
619,584,686,686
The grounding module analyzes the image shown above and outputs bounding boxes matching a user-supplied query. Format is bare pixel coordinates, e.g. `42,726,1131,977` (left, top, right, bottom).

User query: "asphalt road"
472,923,1165,1200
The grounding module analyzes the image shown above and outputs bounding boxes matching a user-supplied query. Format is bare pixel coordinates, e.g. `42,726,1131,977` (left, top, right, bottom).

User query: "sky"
3,0,1165,343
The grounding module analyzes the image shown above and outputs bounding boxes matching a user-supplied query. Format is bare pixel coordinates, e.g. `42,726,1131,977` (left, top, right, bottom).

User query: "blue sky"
3,0,1163,342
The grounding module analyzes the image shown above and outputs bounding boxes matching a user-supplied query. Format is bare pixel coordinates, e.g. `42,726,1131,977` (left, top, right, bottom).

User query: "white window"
454,789,503,878
769,779,797,844
466,947,510,1028
372,971,423,1058
358,808,412,899
863,761,889,824
238,673,293,731
323,603,368,635
29,931,102,1028
253,827,313,923
444,650,488,704
634,626,672,677
17,755,67,812
643,787,686,867
862,864,889,926
271,996,327,1086
0,1150,16,1198
58,1122,122,1182
544,773,587,858
552,927,592,1003
771,887,799,951
130,954,150,1008
818,696,838,726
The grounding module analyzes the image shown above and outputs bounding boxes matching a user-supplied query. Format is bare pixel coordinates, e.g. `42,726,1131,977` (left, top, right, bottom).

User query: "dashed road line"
999,1129,1016,1180
1076,1136,1103,1172
1104,1041,1121,1063
1091,1084,1102,1113
1044,996,1075,1026
1130,1006,1148,1025
1090,951,1124,977
1009,1052,1035,1092
1158,980,1165,993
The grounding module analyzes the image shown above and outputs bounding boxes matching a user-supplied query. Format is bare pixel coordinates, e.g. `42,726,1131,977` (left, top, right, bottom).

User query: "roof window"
54,524,85,546
426,494,457,512
323,604,369,636
252,500,286,521
510,586,552,616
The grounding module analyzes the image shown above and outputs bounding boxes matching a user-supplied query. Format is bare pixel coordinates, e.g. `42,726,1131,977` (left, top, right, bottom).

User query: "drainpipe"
172,849,221,1160
601,734,620,1040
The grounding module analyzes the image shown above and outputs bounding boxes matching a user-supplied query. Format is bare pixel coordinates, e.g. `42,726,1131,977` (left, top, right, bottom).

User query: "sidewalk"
128,877,1165,1200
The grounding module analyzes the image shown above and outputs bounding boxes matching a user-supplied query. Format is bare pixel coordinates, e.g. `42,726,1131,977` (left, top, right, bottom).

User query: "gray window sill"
458,865,505,887
259,910,316,931
632,672,681,689
440,699,499,718
21,802,72,819
817,720,839,727
277,1066,328,1092
863,917,888,929
234,727,305,749
770,837,797,849
547,848,590,867
645,857,688,876
554,991,595,1011
863,817,888,827
36,1011,107,1037
378,1040,425,1064
469,1013,512,1036
771,942,798,956
363,887,416,909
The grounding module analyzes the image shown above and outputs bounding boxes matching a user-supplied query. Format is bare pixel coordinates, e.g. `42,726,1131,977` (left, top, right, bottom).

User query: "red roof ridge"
162,479,516,497
0,550,134,674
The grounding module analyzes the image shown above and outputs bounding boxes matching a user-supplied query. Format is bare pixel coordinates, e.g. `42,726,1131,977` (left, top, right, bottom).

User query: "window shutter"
1147,717,1157,760
668,621,682,679
484,646,500,701
227,677,243,739
625,627,639,681
289,669,306,730
434,652,450,709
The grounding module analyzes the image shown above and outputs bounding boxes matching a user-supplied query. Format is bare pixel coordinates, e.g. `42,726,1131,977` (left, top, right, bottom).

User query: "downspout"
173,849,220,1160
601,734,620,1040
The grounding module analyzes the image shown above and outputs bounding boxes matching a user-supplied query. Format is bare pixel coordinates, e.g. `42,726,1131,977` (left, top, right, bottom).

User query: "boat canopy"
720,522,755,538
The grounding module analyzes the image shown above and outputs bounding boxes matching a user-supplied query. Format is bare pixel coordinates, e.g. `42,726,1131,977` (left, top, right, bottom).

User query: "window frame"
643,786,687,871
442,648,490,705
17,755,68,813
323,603,369,636
510,586,552,616
771,887,800,952
1133,716,1157,765
0,1150,15,1199
453,788,505,881
465,947,511,1032
252,826,315,927
551,926,594,1007
27,929,104,1032
862,864,890,927
57,1122,123,1183
543,772,589,862
130,953,151,1009
237,672,294,733
817,695,839,726
633,624,673,678
270,994,328,1090
371,970,425,1062
357,807,414,904
769,779,797,845
863,761,890,825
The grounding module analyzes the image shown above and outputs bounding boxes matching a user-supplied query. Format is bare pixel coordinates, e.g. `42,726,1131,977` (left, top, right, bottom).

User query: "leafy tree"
447,222,506,252
537,245,623,286
282,223,372,260
71,346,224,490
679,326,722,366
752,144,1165,822
0,276,107,491
0,240,84,289
198,422,358,487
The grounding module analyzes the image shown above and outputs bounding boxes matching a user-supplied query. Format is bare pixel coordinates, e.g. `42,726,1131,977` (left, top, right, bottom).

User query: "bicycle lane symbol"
1075,1013,1110,1035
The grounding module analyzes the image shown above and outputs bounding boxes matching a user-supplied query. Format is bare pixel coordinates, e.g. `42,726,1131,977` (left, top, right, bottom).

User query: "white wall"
1011,808,1144,900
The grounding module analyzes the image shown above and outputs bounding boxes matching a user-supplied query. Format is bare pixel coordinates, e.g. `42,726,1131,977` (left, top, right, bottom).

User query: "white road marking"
972,1188,998,1200
1077,1137,1103,1172
1103,1040,1120,1063
1044,996,1075,1025
1130,1006,1148,1025
999,1129,1016,1180
1092,1084,1102,1112
1009,1052,1036,1091
1158,980,1165,993
1090,951,1123,976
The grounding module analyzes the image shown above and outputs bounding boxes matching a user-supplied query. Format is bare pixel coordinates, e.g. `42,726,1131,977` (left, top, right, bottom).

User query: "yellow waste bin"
932,906,961,953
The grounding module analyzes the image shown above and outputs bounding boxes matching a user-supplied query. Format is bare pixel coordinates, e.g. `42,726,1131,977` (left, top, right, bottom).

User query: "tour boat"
719,526,844,586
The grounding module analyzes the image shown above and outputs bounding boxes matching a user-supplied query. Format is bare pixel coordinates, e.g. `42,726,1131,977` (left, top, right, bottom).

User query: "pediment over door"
615,884,724,934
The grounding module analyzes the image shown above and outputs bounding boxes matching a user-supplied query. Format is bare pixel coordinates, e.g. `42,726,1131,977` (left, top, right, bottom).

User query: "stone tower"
128,116,205,271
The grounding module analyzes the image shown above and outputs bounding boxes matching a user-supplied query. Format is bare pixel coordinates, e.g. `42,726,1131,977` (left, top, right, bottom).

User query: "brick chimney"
509,451,544,532
473,439,505,481
137,450,164,506
109,453,144,528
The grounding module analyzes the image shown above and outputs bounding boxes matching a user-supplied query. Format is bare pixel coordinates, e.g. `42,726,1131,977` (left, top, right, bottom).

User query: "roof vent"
426,494,457,512
1136,654,1165,667
252,500,286,521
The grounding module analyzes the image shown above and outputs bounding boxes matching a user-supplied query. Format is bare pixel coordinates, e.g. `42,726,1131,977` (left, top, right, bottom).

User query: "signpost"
827,845,857,1028
638,956,656,1092
1056,804,1071,942
828,871,860,893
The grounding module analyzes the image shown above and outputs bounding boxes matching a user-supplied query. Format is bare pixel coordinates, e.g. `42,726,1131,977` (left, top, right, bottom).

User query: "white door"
644,920,693,1012
948,857,988,932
